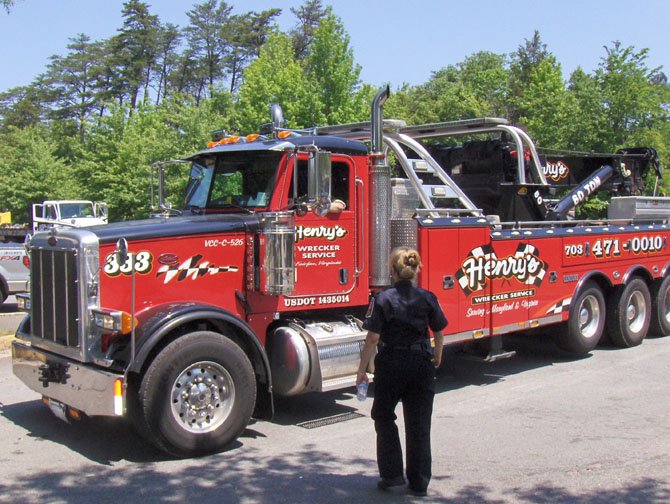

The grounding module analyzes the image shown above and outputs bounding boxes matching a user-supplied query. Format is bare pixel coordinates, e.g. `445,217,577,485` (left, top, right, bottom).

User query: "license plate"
46,398,69,423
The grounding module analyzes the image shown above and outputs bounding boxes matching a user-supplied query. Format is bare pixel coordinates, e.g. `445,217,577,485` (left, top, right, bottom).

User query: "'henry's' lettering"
295,225,348,242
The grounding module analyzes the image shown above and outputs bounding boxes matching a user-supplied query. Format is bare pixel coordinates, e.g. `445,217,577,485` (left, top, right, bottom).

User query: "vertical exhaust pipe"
370,86,392,287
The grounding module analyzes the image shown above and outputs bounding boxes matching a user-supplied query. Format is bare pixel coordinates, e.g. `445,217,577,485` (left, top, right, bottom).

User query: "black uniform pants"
371,350,436,491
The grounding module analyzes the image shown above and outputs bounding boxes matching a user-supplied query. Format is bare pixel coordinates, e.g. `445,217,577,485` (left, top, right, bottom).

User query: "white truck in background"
32,200,108,232
0,243,29,305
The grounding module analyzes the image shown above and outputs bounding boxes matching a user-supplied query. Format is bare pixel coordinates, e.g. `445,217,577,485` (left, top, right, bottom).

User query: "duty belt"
378,340,429,352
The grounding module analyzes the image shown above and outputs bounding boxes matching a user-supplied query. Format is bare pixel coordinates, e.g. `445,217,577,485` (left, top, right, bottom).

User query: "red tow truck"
12,87,667,457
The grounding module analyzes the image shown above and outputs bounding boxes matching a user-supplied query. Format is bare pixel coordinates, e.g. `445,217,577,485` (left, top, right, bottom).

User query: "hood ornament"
47,226,58,246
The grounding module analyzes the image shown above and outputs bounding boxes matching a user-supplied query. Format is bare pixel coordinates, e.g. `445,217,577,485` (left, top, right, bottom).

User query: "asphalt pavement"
0,331,668,503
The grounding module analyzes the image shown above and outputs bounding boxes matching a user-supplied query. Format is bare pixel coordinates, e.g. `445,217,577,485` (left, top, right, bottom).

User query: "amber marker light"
114,378,124,415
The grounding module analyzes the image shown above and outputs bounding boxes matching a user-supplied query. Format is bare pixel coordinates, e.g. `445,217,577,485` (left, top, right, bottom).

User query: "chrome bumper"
12,341,123,417
7,279,28,294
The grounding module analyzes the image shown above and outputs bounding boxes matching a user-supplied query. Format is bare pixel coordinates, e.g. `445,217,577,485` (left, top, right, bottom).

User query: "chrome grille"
31,247,80,348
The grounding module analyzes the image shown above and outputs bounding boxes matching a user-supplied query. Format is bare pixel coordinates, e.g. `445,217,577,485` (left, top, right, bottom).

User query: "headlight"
92,309,136,334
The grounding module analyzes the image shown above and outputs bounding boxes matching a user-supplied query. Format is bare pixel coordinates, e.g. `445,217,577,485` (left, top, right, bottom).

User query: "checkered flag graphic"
157,254,239,284
546,297,572,315
456,244,496,295
514,243,547,287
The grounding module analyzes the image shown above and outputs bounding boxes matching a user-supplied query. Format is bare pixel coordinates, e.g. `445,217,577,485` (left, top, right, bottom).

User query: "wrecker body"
12,88,668,457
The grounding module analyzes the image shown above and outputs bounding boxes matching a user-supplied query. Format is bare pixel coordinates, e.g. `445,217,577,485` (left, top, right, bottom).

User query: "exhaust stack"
369,86,392,287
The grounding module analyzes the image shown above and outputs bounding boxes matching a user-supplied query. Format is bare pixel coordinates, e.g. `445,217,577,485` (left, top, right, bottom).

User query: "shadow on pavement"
2,332,666,502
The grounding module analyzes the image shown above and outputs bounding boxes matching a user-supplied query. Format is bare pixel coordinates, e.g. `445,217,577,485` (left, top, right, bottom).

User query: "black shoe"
408,487,428,497
377,476,406,490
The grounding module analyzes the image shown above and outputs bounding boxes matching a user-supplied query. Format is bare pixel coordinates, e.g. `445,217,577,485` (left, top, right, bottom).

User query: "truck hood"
90,213,261,244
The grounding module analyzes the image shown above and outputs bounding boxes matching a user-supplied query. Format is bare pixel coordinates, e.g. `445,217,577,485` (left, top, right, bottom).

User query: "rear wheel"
554,281,605,354
606,277,651,347
135,331,256,458
649,275,670,337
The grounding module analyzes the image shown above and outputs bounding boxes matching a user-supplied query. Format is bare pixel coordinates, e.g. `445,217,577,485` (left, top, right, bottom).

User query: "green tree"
509,30,551,123
0,125,75,221
1,0,16,13
222,8,282,93
184,0,232,95
399,51,509,124
305,14,364,124
290,0,331,60
514,57,572,148
565,67,608,150
0,83,51,130
45,34,107,138
595,41,668,149
75,96,224,220
110,0,161,109
235,33,314,131
154,22,182,104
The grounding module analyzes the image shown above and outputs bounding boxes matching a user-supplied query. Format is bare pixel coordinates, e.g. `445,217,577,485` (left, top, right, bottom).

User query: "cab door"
288,157,358,300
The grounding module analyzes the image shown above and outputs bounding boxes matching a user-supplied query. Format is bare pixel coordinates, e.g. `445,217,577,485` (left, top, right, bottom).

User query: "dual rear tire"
555,276,661,354
606,277,651,347
649,275,670,336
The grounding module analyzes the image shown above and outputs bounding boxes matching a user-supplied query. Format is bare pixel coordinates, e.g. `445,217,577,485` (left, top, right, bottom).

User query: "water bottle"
356,382,368,401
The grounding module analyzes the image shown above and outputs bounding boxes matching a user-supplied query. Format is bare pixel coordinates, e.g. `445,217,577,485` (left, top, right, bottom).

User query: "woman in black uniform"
356,247,447,497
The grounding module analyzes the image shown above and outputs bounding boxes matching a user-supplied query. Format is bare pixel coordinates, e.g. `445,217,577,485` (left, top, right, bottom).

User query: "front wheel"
135,331,256,458
606,277,651,348
554,281,605,354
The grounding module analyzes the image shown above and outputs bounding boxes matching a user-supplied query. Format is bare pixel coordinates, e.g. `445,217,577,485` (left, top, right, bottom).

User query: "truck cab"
32,200,108,232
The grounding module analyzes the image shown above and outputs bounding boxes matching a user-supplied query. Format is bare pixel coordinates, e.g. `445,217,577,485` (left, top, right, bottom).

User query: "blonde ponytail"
390,247,422,281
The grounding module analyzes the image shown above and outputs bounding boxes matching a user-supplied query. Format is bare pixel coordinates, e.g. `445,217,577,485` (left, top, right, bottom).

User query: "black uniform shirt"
363,280,448,348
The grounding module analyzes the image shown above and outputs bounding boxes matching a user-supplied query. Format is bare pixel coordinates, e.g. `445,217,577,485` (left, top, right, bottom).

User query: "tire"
606,277,651,348
135,331,256,458
649,276,670,337
554,281,606,354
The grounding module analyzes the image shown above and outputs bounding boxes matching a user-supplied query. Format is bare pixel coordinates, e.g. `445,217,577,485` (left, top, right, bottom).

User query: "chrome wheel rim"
626,291,647,334
170,361,235,434
579,294,601,339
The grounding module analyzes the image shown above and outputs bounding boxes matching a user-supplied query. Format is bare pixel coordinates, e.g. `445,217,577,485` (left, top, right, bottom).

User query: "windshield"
60,202,94,218
185,151,282,211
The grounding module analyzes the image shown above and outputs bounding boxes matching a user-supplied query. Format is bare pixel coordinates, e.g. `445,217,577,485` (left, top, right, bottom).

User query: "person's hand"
433,355,442,368
356,370,369,386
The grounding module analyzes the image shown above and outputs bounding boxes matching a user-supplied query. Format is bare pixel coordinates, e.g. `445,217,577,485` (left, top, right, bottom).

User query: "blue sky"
0,0,668,92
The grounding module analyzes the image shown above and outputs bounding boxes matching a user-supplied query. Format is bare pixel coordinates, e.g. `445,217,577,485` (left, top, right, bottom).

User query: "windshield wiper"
185,205,204,215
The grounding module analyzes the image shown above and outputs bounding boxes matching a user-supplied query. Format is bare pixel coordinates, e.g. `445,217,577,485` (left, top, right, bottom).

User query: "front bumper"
7,279,28,295
12,341,123,417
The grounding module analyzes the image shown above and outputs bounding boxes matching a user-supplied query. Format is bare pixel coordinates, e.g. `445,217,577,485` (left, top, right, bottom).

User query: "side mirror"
116,238,129,266
96,202,109,219
308,151,332,216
